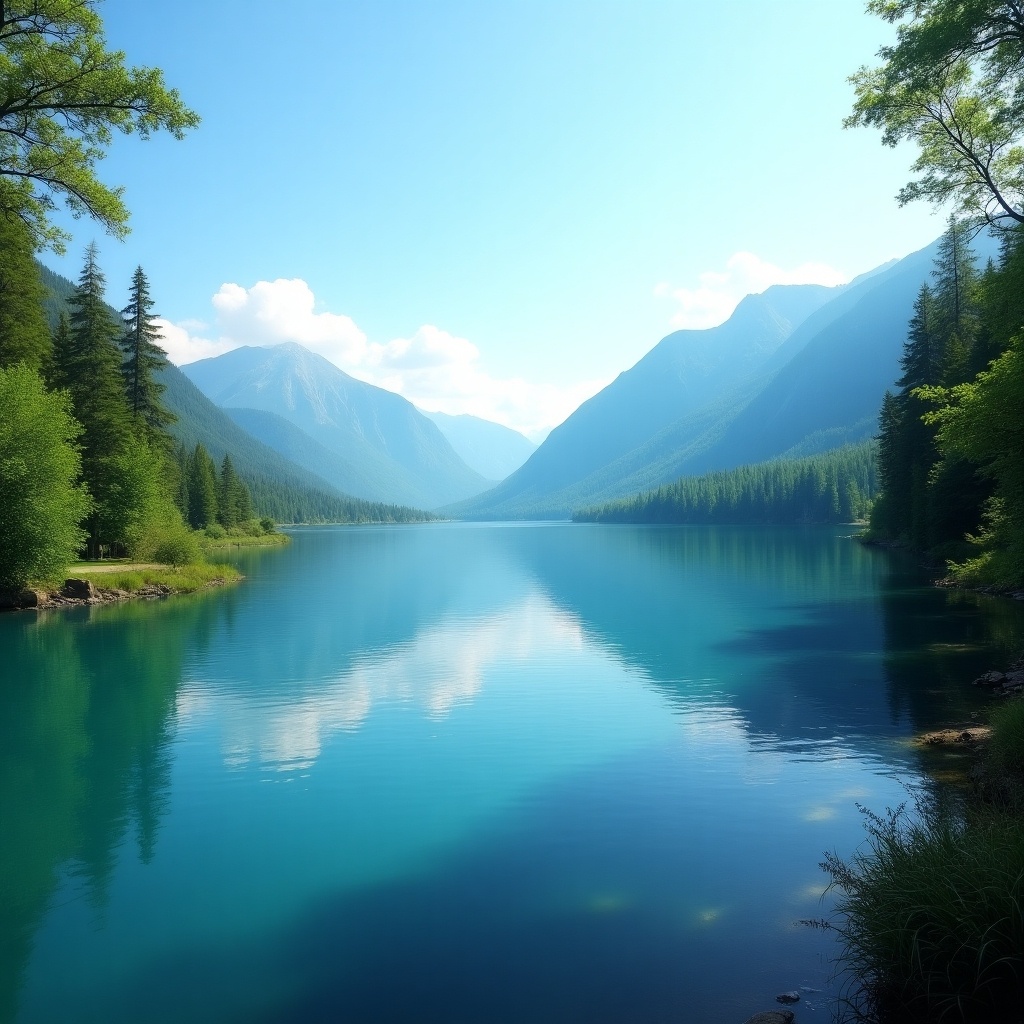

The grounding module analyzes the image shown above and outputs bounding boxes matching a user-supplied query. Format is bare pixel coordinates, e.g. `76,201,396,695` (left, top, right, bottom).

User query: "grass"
988,698,1024,774
815,698,1024,1023
70,560,241,594
201,531,289,550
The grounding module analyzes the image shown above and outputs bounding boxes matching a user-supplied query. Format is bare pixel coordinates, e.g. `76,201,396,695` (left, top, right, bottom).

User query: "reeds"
817,795,1024,1023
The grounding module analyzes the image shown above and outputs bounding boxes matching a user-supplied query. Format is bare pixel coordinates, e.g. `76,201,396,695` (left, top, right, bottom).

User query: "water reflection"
0,593,227,1022
2,523,1023,1024
182,593,588,772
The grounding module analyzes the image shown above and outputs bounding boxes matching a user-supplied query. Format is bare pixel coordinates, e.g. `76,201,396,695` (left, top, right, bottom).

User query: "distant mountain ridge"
451,230,1001,520
418,409,536,480
181,343,493,509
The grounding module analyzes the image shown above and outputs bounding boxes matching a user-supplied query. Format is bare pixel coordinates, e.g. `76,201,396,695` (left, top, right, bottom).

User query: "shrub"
203,523,226,540
259,517,276,534
152,527,203,568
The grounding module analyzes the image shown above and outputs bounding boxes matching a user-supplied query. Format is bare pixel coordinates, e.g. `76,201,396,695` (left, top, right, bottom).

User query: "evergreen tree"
216,454,253,529
186,444,218,529
48,313,73,391
0,214,51,372
120,266,175,443
931,216,981,384
61,244,133,557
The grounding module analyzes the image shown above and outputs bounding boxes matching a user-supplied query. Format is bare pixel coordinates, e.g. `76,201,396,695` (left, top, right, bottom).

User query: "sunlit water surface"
3,523,1023,1023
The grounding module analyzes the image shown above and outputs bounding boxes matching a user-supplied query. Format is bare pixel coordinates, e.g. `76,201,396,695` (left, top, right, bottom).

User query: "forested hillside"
574,443,877,525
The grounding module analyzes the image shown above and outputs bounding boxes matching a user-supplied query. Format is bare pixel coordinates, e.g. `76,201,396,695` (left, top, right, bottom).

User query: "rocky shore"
0,575,229,612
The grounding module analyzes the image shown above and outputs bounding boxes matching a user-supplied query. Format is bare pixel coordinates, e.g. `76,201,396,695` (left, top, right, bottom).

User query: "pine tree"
0,213,52,373
120,266,175,443
216,454,253,528
61,243,133,557
186,444,218,529
48,312,73,391
931,216,981,385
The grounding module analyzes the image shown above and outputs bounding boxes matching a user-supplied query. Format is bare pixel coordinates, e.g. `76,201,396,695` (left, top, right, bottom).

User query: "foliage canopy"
0,362,90,586
0,0,199,250
848,0,1024,225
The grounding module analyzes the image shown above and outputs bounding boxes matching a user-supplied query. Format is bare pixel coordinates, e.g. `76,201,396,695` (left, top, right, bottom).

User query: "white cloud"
656,251,849,331
155,317,235,365
161,279,606,438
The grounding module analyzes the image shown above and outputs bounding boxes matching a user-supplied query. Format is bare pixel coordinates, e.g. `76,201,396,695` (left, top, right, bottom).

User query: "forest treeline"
871,218,1024,586
573,443,877,525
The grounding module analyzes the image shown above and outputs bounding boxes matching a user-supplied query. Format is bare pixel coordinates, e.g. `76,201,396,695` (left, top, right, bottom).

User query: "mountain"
451,283,839,518
452,231,1001,520
418,409,536,480
39,261,432,523
181,343,492,508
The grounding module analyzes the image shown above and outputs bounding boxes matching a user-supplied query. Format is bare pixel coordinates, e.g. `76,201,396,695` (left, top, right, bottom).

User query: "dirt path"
69,563,163,574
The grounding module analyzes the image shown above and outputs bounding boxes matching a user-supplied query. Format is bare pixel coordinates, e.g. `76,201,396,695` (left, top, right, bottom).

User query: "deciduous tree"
848,1,1024,225
0,0,199,250
0,212,51,371
0,362,90,586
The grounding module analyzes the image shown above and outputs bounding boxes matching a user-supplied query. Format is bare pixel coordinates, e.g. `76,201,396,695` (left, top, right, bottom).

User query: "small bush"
204,523,226,540
818,800,1024,1023
152,528,203,568
259,517,276,534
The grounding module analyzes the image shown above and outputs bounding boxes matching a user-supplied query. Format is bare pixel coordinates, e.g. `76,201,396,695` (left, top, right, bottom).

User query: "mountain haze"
452,231,1000,520
452,283,839,517
181,344,492,508
419,409,536,480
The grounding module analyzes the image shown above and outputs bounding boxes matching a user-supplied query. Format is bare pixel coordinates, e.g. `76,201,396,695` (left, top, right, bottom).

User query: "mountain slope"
453,231,1001,520
453,283,837,517
158,365,428,522
419,409,536,480
37,261,417,522
181,344,491,508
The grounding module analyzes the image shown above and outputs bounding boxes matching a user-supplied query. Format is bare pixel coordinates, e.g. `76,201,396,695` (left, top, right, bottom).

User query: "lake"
2,523,1023,1024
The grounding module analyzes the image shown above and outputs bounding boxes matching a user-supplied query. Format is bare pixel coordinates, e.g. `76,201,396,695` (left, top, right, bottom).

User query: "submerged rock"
744,1012,795,1024
776,990,801,1004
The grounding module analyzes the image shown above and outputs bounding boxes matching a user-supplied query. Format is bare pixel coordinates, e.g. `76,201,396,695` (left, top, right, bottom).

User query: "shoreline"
0,567,240,613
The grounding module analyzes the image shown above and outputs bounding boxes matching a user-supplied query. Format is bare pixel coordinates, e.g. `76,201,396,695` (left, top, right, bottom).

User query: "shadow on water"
0,591,232,1023
501,525,1024,745
66,745,837,1024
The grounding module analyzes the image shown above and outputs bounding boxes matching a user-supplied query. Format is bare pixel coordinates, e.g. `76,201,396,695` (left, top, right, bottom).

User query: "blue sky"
44,0,944,438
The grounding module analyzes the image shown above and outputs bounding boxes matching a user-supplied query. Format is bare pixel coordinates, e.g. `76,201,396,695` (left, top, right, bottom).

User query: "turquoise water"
2,523,1022,1023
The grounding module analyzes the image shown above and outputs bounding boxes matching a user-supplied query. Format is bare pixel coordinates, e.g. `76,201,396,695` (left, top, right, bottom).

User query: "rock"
1004,670,1024,688
973,670,1006,687
0,587,40,610
62,578,95,600
744,1012,795,1024
776,991,800,1004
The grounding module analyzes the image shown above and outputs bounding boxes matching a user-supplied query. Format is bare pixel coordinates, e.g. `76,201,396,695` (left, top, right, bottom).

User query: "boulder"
62,578,95,600
776,991,801,1004
0,587,40,610
973,671,1006,687
744,1012,795,1024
